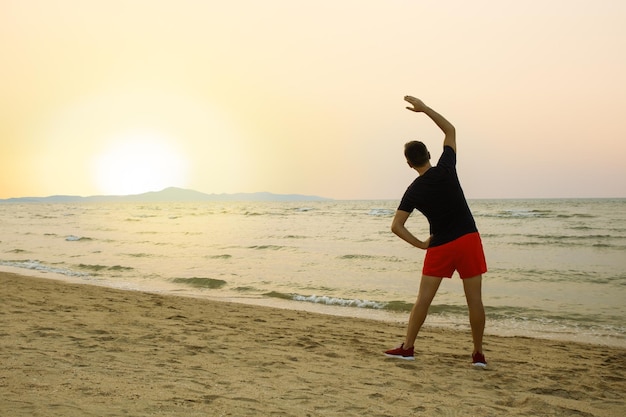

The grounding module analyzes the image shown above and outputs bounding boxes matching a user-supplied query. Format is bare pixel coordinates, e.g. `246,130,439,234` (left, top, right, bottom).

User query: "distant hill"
0,187,332,203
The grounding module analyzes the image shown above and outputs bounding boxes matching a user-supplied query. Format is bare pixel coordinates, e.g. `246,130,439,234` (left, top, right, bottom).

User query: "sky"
1,0,625,200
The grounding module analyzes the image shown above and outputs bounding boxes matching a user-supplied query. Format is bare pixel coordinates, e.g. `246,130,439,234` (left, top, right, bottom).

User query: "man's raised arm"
404,96,456,152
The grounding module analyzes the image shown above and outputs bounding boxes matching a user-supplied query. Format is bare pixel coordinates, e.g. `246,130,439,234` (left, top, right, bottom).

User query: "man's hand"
405,96,428,113
404,95,456,151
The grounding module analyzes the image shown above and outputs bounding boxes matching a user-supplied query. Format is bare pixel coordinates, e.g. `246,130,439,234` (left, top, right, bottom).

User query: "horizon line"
1,186,624,202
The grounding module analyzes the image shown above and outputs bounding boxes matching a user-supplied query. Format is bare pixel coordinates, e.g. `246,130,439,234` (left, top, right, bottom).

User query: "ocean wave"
292,294,386,309
264,291,387,309
65,235,93,242
475,209,553,219
557,213,595,218
368,208,395,216
248,245,285,250
0,259,89,277
339,254,377,260
77,264,134,273
283,235,308,239
172,277,227,289
509,234,625,249
208,254,232,259
263,291,413,311
233,286,259,292
7,249,28,254
339,254,402,262
490,267,626,286
260,292,625,338
475,210,596,220
528,233,615,240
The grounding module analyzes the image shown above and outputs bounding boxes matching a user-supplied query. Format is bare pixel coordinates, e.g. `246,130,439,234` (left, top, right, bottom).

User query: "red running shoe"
472,352,487,368
384,343,415,360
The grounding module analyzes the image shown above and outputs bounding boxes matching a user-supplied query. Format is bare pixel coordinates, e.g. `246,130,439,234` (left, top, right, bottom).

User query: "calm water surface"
1,199,624,347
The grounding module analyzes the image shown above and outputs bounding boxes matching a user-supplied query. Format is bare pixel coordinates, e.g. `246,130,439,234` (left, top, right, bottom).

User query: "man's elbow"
390,223,402,236
443,129,456,151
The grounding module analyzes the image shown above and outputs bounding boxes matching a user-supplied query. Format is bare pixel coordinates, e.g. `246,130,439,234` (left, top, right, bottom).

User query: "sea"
1,198,625,348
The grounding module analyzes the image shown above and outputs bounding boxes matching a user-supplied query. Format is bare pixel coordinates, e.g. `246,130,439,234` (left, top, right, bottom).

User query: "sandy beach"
1,272,624,417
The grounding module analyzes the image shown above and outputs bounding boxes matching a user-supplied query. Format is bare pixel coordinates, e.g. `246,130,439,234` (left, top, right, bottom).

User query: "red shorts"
423,232,487,279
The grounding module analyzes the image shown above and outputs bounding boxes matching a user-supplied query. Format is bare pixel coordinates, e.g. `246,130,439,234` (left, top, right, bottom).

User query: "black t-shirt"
398,145,477,247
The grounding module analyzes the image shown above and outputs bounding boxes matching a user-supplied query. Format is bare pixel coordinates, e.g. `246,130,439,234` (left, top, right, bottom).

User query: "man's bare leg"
404,275,442,348
462,275,485,354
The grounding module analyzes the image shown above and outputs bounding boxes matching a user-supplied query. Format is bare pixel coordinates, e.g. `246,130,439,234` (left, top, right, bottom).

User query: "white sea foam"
0,260,89,277
368,208,394,216
292,294,385,309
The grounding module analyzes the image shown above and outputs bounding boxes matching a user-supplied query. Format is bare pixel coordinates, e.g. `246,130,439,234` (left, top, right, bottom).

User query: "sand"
1,272,624,417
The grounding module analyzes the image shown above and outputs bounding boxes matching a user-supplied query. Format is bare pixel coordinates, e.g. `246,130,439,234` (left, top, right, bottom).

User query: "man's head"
404,141,431,168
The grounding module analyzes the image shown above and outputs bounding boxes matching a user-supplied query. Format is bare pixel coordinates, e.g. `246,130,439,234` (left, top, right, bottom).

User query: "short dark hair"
404,141,430,167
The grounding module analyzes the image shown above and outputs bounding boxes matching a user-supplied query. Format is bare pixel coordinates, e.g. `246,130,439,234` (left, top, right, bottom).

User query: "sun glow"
93,130,189,195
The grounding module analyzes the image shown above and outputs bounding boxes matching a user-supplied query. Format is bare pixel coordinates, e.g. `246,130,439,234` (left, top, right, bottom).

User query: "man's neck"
415,163,432,176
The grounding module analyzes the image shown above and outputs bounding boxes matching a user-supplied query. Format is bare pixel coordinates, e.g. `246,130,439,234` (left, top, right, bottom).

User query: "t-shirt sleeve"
397,197,413,213
397,186,416,213
437,145,457,170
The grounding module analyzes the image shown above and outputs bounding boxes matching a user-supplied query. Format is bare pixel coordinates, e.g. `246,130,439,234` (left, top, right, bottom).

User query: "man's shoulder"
441,145,456,158
436,145,457,168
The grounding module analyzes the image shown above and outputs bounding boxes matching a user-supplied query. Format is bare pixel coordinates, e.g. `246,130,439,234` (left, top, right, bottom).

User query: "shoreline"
1,265,624,349
2,270,625,416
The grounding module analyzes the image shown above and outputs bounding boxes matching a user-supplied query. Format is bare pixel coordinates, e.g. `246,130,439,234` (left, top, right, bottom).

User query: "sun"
93,130,189,195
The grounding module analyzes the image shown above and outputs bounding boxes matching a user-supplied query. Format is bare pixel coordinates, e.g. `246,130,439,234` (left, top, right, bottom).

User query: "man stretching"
384,96,488,367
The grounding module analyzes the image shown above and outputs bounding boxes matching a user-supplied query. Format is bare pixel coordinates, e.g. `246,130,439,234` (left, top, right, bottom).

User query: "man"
384,96,488,367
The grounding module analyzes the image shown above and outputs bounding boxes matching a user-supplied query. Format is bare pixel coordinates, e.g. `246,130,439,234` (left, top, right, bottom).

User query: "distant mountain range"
0,187,331,203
